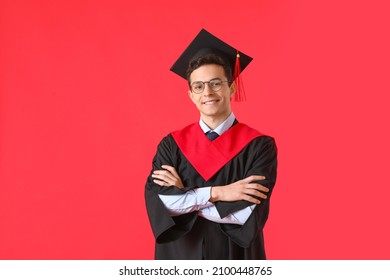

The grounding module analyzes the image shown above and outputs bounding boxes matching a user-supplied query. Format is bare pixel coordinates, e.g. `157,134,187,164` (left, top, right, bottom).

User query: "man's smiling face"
188,64,235,125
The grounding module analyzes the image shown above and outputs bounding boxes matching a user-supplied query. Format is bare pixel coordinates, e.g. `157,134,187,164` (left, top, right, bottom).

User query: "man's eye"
211,81,222,87
193,83,203,90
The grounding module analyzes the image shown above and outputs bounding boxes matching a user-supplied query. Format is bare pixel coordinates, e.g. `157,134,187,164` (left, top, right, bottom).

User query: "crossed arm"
152,165,269,225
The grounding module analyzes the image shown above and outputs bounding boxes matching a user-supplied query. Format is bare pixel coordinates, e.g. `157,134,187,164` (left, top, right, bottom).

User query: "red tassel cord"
233,52,246,102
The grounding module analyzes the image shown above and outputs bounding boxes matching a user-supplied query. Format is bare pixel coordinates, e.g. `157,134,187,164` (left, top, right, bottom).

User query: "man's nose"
203,83,214,95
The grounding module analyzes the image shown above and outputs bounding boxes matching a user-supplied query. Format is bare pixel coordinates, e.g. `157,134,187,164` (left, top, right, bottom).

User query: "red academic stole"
171,123,263,181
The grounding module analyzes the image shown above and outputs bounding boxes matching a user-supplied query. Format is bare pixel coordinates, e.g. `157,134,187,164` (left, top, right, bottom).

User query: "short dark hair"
186,51,233,87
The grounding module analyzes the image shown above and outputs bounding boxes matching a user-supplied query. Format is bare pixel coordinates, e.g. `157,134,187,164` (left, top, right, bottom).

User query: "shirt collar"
199,112,236,136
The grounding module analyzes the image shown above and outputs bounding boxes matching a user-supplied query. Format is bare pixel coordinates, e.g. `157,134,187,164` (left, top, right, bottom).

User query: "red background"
1,0,389,259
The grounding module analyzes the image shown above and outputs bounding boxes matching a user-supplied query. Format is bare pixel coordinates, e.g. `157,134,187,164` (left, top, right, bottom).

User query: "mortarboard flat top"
170,29,253,80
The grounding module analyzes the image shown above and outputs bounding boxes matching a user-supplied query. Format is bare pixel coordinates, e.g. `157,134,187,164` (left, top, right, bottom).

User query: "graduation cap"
170,29,253,101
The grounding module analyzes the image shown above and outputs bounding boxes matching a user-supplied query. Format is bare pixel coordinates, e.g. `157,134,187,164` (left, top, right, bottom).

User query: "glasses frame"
190,78,230,94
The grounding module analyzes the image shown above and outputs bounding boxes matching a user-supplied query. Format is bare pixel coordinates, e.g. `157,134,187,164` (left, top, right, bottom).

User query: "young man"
145,29,277,259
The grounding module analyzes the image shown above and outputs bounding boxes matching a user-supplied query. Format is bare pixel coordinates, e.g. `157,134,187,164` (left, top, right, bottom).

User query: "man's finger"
242,194,261,204
154,169,176,180
152,174,175,185
243,175,266,183
153,170,171,176
249,184,269,192
245,189,268,199
153,170,175,180
247,183,269,192
153,179,171,187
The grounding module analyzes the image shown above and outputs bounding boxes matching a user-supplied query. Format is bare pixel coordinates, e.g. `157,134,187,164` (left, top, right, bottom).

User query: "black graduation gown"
145,122,277,260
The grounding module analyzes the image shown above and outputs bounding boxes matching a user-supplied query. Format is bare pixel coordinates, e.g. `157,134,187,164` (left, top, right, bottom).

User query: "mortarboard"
170,29,253,101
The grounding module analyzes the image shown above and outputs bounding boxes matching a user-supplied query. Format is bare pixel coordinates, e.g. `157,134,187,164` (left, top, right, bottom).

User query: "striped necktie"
205,119,238,141
206,131,219,141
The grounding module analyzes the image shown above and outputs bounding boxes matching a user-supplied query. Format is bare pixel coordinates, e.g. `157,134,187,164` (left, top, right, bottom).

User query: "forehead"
189,64,226,82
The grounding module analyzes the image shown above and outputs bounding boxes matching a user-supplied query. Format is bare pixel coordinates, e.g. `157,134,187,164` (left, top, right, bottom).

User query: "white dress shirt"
158,112,255,225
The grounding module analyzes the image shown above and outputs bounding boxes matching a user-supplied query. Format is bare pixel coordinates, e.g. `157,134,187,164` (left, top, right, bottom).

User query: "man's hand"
152,165,184,189
210,175,269,204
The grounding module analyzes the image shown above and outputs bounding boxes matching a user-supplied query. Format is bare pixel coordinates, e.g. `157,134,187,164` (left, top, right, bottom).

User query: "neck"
201,112,231,130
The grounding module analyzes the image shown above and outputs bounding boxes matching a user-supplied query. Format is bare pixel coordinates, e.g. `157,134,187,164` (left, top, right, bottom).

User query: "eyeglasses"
190,78,230,94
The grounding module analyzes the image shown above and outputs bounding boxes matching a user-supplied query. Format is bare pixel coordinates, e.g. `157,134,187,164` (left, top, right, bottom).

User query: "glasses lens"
191,82,204,93
209,79,223,91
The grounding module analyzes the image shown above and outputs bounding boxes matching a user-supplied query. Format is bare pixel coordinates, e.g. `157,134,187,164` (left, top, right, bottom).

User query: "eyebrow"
191,77,222,84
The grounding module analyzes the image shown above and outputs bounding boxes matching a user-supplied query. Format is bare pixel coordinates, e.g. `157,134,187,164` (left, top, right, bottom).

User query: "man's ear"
229,82,237,99
188,90,195,104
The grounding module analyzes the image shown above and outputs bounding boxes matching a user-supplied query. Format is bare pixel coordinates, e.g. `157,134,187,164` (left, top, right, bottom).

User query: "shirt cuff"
194,187,214,208
231,204,256,223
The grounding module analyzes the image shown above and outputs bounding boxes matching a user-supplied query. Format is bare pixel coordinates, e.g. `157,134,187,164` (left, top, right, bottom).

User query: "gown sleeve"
144,135,198,243
215,136,278,247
